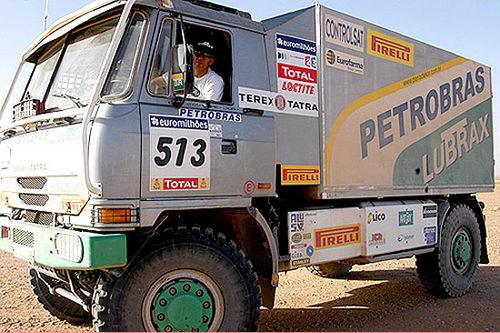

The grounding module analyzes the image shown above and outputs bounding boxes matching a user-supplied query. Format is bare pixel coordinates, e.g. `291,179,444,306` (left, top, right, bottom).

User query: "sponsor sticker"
315,224,361,250
291,233,303,243
398,210,414,226
368,232,386,247
324,14,365,52
290,212,305,233
276,34,317,55
367,29,414,67
303,233,312,240
152,177,209,191
243,180,256,195
326,48,364,75
306,245,314,257
179,108,242,123
238,87,319,118
281,165,320,186
172,73,184,91
149,115,210,191
397,233,415,243
292,258,311,266
423,205,438,219
257,182,272,191
278,63,317,83
209,124,222,138
367,211,386,224
276,33,319,104
424,226,437,245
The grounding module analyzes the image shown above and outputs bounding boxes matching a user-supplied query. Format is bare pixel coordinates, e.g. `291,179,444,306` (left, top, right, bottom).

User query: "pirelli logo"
368,29,414,67
281,165,320,186
315,224,361,250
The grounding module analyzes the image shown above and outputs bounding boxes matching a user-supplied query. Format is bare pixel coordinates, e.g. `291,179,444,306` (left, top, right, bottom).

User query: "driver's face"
194,52,214,77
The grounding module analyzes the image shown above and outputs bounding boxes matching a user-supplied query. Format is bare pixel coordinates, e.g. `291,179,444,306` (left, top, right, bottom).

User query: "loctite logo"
278,63,317,83
315,224,360,250
281,165,320,185
368,29,414,67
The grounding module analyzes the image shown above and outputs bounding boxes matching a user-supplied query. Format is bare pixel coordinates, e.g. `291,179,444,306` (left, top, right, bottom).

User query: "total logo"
367,211,386,224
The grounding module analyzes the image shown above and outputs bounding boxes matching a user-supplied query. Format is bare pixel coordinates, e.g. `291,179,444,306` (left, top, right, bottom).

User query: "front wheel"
30,268,91,325
416,204,481,298
92,226,261,332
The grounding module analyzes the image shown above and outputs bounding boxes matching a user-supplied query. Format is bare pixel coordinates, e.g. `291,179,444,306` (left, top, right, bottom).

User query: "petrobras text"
179,109,242,122
276,34,316,56
360,66,486,159
324,14,365,52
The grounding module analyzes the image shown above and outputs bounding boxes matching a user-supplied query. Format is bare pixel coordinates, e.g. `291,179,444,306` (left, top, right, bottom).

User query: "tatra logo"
281,165,320,185
368,29,414,67
315,224,360,249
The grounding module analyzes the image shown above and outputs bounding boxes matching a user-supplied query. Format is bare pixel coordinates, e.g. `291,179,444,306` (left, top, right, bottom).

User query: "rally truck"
0,0,493,331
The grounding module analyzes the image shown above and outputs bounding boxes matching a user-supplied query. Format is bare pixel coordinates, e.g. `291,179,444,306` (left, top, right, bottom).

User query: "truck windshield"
45,17,119,111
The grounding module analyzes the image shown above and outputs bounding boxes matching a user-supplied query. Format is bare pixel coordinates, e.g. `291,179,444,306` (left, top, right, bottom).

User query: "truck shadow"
260,265,499,332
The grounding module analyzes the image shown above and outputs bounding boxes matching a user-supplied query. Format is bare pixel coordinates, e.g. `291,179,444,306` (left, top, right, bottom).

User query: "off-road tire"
416,204,481,298
29,268,91,325
92,226,261,332
308,262,353,278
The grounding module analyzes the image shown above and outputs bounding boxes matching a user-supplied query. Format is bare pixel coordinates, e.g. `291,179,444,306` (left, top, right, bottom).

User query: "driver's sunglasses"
194,51,214,59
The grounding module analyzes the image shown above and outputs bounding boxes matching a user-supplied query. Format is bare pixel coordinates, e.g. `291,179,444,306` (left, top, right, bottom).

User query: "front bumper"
0,217,127,269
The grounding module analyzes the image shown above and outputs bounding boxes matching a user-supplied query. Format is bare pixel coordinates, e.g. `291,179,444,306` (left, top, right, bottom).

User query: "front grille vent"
13,229,34,248
25,210,54,226
19,194,49,207
17,177,47,189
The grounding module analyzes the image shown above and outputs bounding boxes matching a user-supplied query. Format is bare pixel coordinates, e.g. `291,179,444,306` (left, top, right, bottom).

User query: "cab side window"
176,24,232,103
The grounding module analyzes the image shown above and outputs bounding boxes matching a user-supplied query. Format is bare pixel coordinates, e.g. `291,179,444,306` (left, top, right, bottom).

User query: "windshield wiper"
51,93,87,108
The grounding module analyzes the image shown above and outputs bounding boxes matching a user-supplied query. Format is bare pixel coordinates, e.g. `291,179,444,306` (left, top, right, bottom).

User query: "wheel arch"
445,196,489,264
145,206,279,308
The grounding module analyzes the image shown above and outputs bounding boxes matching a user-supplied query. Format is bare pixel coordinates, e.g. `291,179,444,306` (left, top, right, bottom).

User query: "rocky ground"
0,190,499,332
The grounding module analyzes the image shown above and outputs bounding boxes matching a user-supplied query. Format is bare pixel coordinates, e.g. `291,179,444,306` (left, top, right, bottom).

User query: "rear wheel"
308,262,353,278
92,226,261,332
416,204,481,297
30,268,91,325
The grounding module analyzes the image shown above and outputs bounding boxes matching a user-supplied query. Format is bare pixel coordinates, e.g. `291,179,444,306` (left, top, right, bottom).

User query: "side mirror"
172,44,194,108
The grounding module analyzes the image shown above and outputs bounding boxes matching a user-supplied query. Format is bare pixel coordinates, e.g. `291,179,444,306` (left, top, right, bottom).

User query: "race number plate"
149,115,211,191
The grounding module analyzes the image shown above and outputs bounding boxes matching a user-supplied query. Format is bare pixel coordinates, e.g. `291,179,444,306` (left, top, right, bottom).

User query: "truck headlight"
54,233,83,263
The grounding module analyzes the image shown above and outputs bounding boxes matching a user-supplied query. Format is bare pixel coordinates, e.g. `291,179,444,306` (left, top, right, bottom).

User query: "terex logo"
281,165,320,185
368,29,414,67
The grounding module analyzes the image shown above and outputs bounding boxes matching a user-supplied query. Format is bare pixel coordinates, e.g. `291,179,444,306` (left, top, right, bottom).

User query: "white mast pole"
43,0,49,30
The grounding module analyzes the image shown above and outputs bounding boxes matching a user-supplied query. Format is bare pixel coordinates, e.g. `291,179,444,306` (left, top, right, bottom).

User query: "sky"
0,0,498,172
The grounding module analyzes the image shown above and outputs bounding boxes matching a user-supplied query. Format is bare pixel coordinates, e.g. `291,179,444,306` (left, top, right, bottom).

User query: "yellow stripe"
324,57,469,185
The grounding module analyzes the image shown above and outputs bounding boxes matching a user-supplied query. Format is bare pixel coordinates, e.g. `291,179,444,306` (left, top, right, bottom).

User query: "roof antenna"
43,0,49,31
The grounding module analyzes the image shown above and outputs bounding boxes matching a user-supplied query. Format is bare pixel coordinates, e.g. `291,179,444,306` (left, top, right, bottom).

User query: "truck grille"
17,177,47,189
19,194,49,207
12,229,34,248
25,210,54,226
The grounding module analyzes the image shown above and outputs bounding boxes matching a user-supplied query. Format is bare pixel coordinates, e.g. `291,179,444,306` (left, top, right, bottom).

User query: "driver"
189,41,224,102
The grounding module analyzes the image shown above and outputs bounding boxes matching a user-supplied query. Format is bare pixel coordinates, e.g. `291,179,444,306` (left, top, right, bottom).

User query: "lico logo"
368,211,386,224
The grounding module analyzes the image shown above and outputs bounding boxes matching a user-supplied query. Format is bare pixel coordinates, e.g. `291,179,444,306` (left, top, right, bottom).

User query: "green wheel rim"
451,227,472,275
143,270,224,332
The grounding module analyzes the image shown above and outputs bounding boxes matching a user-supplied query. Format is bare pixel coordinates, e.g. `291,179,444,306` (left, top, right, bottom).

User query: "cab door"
139,14,275,201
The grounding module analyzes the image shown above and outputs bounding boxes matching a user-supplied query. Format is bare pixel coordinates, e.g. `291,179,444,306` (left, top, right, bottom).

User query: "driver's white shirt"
189,68,224,102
